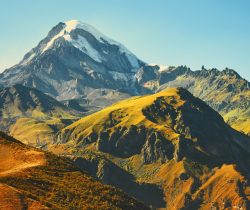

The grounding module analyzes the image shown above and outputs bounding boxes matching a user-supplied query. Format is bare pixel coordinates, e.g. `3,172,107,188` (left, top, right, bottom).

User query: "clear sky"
0,0,249,80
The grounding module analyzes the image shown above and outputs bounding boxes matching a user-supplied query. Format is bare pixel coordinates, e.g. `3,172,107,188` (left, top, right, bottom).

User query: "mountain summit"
23,20,142,69
0,20,144,100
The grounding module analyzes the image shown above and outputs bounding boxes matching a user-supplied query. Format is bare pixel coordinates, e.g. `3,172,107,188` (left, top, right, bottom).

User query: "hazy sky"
0,0,249,80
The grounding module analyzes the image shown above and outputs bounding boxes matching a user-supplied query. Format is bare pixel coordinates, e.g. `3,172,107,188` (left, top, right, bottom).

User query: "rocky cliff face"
73,154,165,208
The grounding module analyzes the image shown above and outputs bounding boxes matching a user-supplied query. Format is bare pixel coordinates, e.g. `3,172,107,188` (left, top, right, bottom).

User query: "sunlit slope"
0,131,148,210
151,160,249,209
0,84,78,147
9,117,76,147
59,87,185,140
56,87,250,209
58,87,249,163
222,90,250,135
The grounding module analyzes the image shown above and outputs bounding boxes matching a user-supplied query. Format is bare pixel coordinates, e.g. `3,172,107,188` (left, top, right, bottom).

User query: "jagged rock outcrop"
142,132,174,164
57,87,250,167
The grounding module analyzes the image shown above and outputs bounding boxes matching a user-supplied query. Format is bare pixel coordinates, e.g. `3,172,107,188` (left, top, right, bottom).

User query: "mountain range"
137,64,250,135
0,20,249,209
0,20,249,136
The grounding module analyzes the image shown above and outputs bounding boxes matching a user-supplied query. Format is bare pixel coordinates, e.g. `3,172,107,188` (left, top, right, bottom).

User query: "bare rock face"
73,154,165,208
138,64,250,135
142,132,174,164
96,125,147,157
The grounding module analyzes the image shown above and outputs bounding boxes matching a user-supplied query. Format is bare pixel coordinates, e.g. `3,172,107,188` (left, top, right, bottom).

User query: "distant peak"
41,20,109,54
17,20,142,69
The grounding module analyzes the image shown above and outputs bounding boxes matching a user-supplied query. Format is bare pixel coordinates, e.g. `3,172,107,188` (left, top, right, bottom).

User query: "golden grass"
195,164,248,209
61,88,184,144
0,133,147,210
9,118,55,146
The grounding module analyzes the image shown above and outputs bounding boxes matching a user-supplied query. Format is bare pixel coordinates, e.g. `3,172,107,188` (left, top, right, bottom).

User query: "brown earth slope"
0,131,148,210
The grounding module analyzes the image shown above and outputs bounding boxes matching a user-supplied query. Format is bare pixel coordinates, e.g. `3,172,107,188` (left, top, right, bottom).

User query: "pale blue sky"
0,0,249,80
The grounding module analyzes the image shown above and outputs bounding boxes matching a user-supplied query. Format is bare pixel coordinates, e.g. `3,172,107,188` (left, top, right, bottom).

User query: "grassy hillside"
0,85,79,147
54,87,250,209
0,131,148,210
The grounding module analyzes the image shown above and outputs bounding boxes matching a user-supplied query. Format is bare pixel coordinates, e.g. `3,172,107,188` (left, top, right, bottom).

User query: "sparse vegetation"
0,132,148,210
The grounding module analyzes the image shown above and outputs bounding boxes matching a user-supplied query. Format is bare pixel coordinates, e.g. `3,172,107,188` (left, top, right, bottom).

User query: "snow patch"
65,20,107,43
42,30,65,53
66,35,103,62
149,63,168,72
124,53,140,70
1,68,23,79
109,71,130,81
65,20,141,68
20,53,36,65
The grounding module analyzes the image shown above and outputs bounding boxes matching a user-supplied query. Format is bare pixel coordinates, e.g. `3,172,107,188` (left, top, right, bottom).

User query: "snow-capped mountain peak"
1,20,144,100
37,20,141,68
64,20,113,43
42,20,105,53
